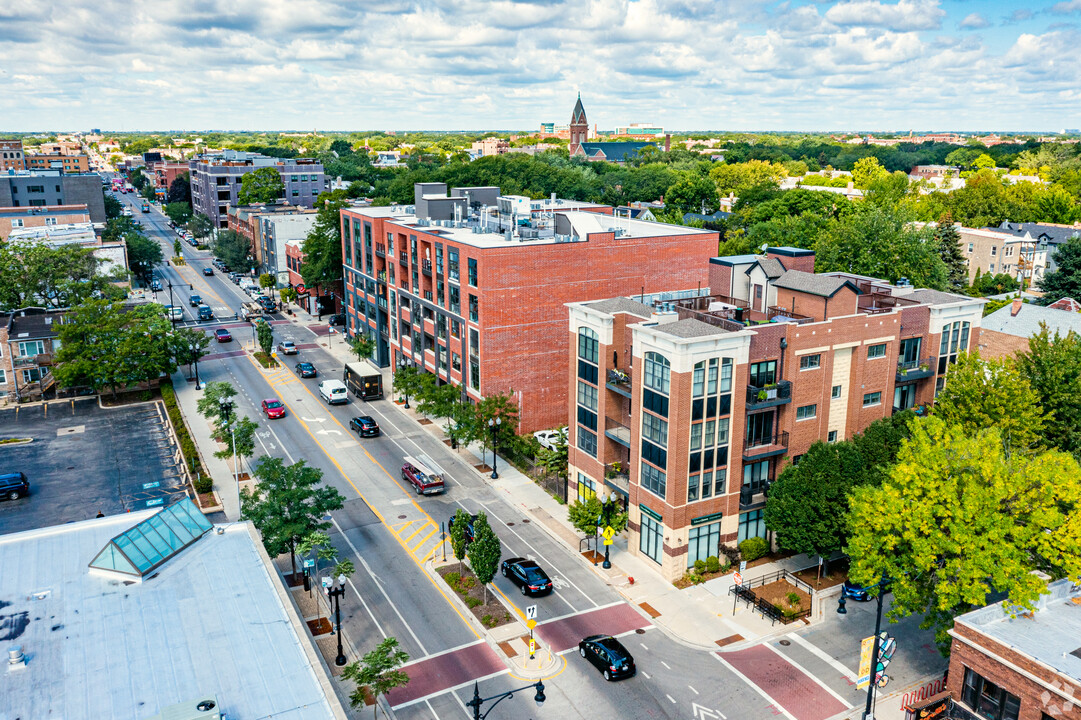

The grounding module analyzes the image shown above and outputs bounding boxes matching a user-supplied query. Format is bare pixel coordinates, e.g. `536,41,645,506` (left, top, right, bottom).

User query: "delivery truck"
343,359,383,401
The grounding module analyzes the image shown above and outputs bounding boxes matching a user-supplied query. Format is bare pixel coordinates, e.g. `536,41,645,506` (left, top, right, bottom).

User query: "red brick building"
940,579,1081,720
339,182,719,432
566,247,985,580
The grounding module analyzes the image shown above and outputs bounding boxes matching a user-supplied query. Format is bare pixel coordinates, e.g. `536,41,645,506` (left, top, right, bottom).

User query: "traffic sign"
526,604,537,621
303,558,315,569
733,572,743,586
739,560,747,572
602,526,615,545
526,619,537,630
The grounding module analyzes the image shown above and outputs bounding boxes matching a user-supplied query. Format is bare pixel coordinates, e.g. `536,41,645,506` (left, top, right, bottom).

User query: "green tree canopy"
212,229,252,271
341,637,410,718
164,202,193,227
1038,235,1081,303
187,213,213,240
847,418,1081,654
241,457,345,575
467,513,501,603
450,508,471,572
1016,324,1081,459
166,173,191,205
300,189,352,289
238,166,284,205
126,233,163,277
933,216,967,292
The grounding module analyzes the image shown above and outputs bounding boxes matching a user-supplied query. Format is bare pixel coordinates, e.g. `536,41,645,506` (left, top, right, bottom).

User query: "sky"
1,0,1079,132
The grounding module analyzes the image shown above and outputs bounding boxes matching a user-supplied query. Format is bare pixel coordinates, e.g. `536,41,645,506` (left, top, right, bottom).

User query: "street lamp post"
488,416,501,480
397,359,410,409
465,679,545,720
189,342,201,388
837,577,890,720
599,490,612,569
325,574,348,666
219,399,240,519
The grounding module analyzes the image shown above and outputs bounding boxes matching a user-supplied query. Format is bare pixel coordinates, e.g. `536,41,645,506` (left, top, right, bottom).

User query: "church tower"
569,93,588,155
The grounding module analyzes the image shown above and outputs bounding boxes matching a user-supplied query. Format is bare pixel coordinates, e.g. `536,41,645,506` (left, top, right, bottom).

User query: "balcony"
421,260,433,277
399,251,408,265
743,431,789,461
739,486,766,510
376,271,387,286
766,306,813,324
605,368,632,399
604,463,630,497
896,357,935,382
375,243,386,258
604,418,632,448
745,380,792,409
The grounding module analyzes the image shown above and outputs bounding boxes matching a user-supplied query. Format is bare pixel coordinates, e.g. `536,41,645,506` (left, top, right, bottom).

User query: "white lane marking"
302,416,327,422
689,685,699,695
785,632,859,683
666,694,676,704
640,643,649,651
660,660,671,670
642,671,651,679
390,669,510,710
764,643,853,709
713,653,798,720
391,498,412,506
424,699,441,720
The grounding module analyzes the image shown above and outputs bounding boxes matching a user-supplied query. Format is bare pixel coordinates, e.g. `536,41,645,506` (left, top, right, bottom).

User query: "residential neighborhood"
2,4,1081,720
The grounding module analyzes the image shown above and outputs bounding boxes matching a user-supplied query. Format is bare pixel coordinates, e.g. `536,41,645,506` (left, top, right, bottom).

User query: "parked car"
501,558,553,596
261,399,286,419
328,313,346,326
230,273,241,284
215,328,232,343
349,415,380,437
277,340,298,355
841,580,872,602
401,455,445,495
533,427,568,450
295,362,317,378
202,267,214,276
448,513,479,543
578,635,636,681
318,379,349,405
0,472,30,501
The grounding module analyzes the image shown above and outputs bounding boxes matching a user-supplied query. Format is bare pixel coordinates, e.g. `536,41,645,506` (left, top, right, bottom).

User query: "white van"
318,380,349,405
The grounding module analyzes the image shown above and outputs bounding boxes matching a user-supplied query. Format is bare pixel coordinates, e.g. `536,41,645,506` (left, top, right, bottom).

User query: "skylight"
89,500,213,579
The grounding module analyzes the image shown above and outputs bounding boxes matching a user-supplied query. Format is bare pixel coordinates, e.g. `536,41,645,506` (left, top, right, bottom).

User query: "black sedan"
500,558,553,596
579,635,636,681
202,267,214,276
349,415,380,437
295,362,317,378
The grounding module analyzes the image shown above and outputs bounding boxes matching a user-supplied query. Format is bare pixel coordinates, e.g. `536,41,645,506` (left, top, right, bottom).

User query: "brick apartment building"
149,161,190,193
25,153,90,173
340,182,720,433
0,204,91,240
0,307,63,404
225,202,317,272
0,140,25,171
566,247,984,580
938,578,1081,720
189,150,325,229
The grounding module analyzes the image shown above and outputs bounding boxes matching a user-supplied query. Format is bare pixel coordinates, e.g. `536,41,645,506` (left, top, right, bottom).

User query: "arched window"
577,327,598,364
643,352,670,395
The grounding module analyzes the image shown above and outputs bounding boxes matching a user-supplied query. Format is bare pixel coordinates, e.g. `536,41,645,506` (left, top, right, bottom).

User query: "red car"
215,328,232,343
261,399,286,419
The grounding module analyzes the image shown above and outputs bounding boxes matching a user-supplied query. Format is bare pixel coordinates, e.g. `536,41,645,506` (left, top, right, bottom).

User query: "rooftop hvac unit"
504,229,513,242
147,696,221,720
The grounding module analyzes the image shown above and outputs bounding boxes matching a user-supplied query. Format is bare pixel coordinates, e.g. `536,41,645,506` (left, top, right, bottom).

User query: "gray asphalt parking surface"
0,398,189,535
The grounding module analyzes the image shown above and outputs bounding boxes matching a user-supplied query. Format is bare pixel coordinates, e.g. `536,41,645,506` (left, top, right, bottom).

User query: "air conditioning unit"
146,697,221,720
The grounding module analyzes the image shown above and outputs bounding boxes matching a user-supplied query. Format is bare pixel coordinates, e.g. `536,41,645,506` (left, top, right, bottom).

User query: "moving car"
150,279,162,291
328,313,346,326
318,379,349,405
401,455,445,495
349,415,380,437
197,304,213,321
189,293,202,307
0,472,30,501
501,558,554,596
578,635,636,681
166,306,184,321
215,328,232,343
448,513,479,543
261,399,286,419
202,267,214,276
295,362,317,378
533,427,568,450
277,340,298,355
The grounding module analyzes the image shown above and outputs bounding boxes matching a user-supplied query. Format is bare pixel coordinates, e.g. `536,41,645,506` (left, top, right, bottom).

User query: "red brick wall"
767,251,814,274
709,263,733,297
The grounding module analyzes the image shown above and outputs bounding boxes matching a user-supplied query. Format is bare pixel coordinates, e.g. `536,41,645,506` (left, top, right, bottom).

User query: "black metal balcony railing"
375,243,386,257
745,380,792,408
605,368,632,399
743,431,789,452
604,418,632,448
421,260,433,276
896,357,935,382
399,251,408,265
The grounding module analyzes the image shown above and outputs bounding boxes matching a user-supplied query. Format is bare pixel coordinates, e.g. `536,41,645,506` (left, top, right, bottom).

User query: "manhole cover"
506,522,515,527
521,519,530,523
779,639,791,646
635,628,646,634
398,514,407,519
67,466,75,470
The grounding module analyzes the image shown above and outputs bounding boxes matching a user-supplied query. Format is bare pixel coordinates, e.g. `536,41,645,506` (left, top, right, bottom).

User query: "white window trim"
796,404,817,421
863,392,882,407
799,354,821,371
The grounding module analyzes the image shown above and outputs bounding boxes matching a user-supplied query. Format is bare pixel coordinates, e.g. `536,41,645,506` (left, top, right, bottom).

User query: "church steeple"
569,93,588,155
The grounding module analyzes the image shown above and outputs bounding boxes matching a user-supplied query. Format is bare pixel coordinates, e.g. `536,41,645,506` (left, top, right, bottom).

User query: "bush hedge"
738,537,769,562
160,380,205,485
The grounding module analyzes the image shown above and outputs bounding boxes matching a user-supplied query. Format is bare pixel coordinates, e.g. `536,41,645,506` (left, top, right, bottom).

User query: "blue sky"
0,0,1079,132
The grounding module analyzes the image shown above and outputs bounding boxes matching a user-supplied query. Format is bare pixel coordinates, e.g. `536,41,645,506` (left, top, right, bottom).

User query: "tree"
173,239,182,258
164,202,192,227
450,508,471,572
212,229,252,271
140,183,156,202
474,392,519,460
52,301,177,397
349,332,377,362
665,173,718,214
933,215,968,291
166,173,191,205
467,513,501,603
341,637,410,718
196,380,239,427
187,213,213,240
258,273,275,289
257,321,274,356
126,233,163,278
536,432,568,482
847,418,1081,654
238,166,284,205
1038,235,1081,303
104,194,123,219
216,416,258,472
300,189,352,290
710,159,786,197
297,530,339,620
241,457,345,576
0,241,117,311
392,364,425,403
567,494,627,536
851,156,889,190
171,326,210,378
1017,325,1081,459
933,351,1045,457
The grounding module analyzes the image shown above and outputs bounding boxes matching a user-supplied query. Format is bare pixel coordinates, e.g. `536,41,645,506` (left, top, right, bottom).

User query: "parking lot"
0,398,189,535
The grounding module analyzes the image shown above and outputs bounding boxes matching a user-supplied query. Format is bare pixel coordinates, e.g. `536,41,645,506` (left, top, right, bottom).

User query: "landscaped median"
436,562,514,630
160,379,221,512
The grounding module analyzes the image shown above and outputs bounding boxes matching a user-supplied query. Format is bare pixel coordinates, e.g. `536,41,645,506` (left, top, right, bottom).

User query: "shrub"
445,571,460,586
739,537,769,562
193,474,213,494
464,596,481,608
160,380,203,479
786,591,801,606
705,556,721,574
694,559,707,573
454,575,476,593
481,614,498,628
719,544,741,566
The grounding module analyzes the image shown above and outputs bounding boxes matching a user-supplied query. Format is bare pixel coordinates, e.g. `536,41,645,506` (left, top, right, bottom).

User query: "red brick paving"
385,641,505,707
534,603,652,654
719,644,846,720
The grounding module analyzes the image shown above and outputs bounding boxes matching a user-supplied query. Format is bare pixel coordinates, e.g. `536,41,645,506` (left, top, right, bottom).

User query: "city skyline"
1,0,1079,132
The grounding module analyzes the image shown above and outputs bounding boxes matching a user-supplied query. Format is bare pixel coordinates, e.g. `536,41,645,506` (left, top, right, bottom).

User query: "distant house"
682,210,731,225
572,141,657,164
978,297,1081,358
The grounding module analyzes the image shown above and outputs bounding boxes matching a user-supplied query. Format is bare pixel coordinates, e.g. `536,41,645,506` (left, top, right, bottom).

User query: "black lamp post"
599,490,612,569
189,341,201,387
488,416,501,479
325,573,348,667
219,399,239,518
397,359,411,409
465,679,545,720
838,577,890,720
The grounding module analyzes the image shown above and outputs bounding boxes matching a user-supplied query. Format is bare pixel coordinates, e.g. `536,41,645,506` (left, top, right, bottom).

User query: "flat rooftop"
954,579,1081,683
0,512,342,720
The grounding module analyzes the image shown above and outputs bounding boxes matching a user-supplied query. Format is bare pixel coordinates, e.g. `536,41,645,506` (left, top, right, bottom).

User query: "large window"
690,357,732,496
577,473,596,503
578,327,599,363
687,522,721,568
639,513,663,564
468,257,478,287
577,381,597,411
640,462,666,499
644,352,670,394
748,360,776,388
938,320,972,374
738,510,767,542
468,294,478,323
577,427,597,458
18,340,45,357
960,668,1020,720
688,468,725,503
448,248,460,282
642,413,668,446
899,337,921,365
743,460,769,492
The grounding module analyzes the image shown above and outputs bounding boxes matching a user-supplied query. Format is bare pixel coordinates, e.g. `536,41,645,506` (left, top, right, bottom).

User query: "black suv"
0,472,30,501
349,415,380,437
501,558,554,596
579,635,636,681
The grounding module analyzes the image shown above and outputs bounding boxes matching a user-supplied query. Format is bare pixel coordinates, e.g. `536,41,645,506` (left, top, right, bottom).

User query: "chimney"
664,134,671,153
1011,298,1023,316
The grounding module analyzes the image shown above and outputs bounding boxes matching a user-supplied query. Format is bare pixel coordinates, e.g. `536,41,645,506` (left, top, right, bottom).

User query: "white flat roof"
0,513,342,720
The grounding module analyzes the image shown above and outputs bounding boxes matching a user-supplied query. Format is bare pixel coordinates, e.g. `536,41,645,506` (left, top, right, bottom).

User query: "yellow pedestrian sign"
602,525,615,545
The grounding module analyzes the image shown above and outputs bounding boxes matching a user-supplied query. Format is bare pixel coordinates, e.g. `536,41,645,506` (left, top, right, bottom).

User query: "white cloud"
1050,0,1081,14
824,0,946,31
958,12,989,30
